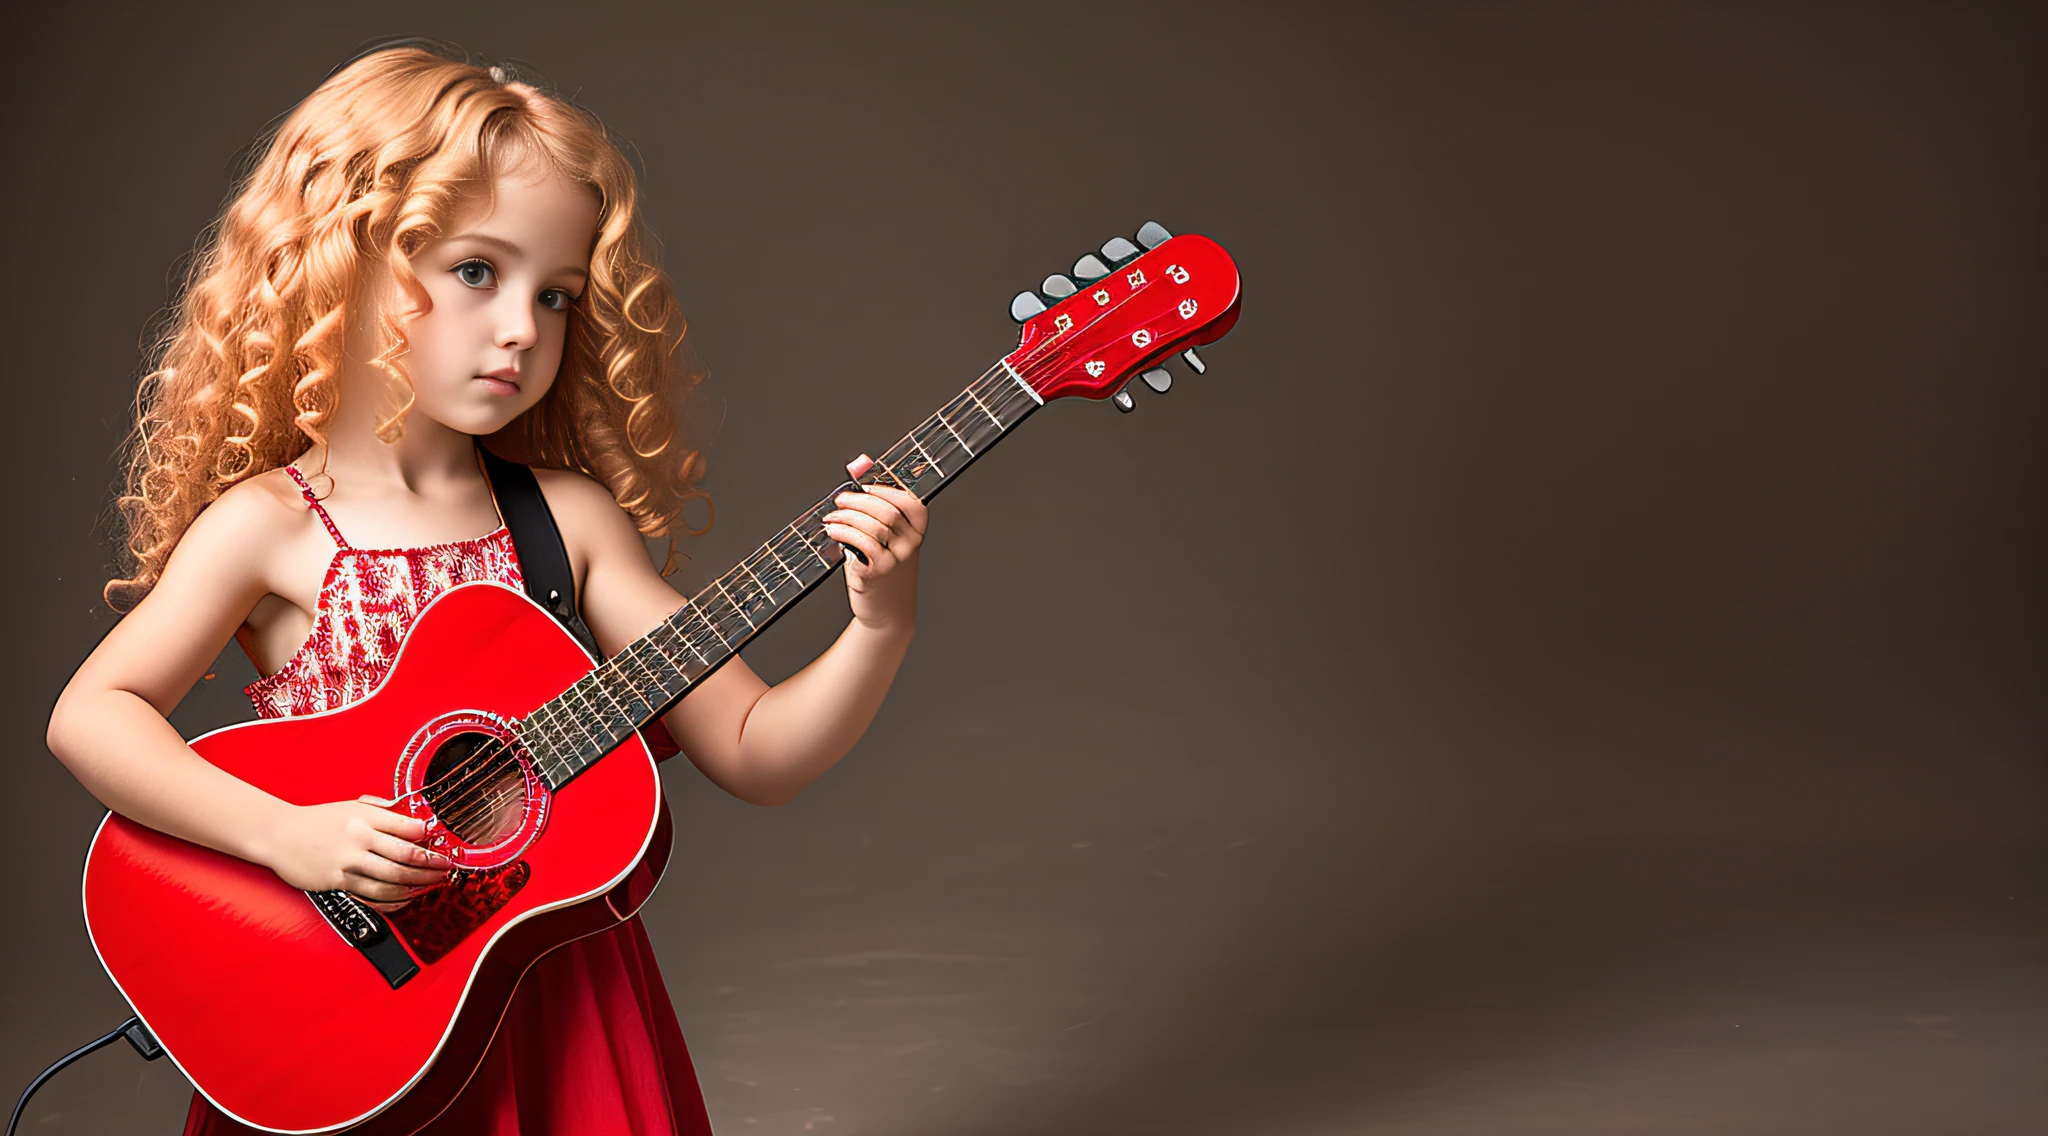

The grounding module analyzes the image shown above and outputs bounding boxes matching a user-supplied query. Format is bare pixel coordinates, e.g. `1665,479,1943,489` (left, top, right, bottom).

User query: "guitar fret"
883,421,952,499
784,523,834,583
1000,359,1043,404
970,378,1012,428
520,709,562,774
607,650,660,719
912,417,967,476
965,387,1003,429
583,674,639,736
870,463,912,493
789,523,832,569
700,589,753,648
944,389,1006,454
879,446,926,496
681,608,720,659
741,559,789,604
557,694,604,752
556,685,594,739
990,375,1038,423
579,673,625,726
933,407,974,455
918,411,964,450
532,708,573,761
712,580,756,631
732,564,778,623
641,648,677,701
764,538,807,588
630,641,667,688
641,634,691,690
551,745,584,781
551,701,594,755
670,603,715,664
628,640,673,701
610,642,677,725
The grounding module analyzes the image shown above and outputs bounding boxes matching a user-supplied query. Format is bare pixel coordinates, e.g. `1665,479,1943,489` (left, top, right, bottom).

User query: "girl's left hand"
821,463,928,635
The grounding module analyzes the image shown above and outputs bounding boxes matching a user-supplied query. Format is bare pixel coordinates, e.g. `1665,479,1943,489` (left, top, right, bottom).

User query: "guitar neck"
521,360,1044,787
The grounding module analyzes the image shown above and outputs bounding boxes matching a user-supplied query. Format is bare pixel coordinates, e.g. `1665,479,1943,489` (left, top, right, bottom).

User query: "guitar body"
82,582,672,1134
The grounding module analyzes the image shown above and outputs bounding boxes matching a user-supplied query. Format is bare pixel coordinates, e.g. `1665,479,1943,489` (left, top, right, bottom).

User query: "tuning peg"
1073,254,1110,281
1140,367,1172,394
1101,236,1140,264
1010,291,1047,322
1136,221,1172,250
1112,390,1135,412
1041,273,1077,299
1180,347,1206,374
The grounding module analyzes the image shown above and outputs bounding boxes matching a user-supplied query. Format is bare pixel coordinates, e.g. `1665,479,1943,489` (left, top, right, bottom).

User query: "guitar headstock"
1004,222,1242,410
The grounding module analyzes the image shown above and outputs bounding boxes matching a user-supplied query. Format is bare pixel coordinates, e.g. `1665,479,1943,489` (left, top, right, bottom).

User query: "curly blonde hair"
105,45,710,611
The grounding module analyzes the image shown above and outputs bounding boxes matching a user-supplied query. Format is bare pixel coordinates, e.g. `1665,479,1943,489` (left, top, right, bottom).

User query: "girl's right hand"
262,796,452,907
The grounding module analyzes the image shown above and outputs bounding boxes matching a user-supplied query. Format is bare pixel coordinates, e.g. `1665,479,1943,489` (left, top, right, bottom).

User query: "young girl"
45,44,928,1134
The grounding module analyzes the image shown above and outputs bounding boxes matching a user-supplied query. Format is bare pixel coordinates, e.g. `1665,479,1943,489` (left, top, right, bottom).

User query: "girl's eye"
456,259,575,311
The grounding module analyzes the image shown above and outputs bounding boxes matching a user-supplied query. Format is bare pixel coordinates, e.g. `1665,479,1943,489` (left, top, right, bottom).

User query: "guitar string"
418,305,1132,833
438,363,1037,819
424,347,1063,831
418,369,1025,831
416,360,1036,834
423,350,1062,835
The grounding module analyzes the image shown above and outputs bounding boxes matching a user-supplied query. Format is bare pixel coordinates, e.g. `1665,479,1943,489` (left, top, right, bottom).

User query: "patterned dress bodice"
246,465,524,719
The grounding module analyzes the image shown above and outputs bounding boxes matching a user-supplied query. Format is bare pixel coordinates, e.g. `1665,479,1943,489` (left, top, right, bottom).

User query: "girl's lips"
476,374,520,396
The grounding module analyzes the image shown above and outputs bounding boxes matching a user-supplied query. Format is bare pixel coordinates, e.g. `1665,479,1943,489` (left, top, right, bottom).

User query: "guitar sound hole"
421,731,529,848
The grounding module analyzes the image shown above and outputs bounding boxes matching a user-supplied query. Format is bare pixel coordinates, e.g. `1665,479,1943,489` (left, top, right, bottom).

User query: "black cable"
7,1016,162,1136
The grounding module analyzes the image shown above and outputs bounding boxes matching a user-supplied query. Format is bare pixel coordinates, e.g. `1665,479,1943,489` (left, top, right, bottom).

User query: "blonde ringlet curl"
105,45,711,611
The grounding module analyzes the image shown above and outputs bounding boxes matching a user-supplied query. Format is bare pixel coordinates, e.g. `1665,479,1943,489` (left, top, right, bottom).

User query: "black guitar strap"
477,446,603,660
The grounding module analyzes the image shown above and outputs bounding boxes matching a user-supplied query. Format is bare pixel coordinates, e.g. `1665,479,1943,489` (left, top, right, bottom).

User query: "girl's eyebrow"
447,232,589,281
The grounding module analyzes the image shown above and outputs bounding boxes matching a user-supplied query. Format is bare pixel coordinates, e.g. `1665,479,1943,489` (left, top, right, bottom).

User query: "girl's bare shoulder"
531,467,624,515
166,467,327,582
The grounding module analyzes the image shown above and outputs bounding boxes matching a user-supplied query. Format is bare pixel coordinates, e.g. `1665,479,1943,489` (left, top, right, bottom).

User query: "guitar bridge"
383,860,530,965
309,889,419,989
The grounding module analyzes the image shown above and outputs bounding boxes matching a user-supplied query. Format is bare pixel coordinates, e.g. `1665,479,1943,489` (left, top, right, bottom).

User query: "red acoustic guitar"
81,225,1241,1133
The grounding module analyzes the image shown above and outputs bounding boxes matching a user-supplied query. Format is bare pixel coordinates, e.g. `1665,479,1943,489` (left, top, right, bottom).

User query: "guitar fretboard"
519,361,1043,787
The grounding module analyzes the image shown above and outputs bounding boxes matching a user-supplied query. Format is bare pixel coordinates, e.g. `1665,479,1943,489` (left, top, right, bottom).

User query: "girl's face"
396,160,601,437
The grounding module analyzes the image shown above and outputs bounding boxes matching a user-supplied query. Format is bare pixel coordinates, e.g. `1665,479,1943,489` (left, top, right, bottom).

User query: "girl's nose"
494,294,538,350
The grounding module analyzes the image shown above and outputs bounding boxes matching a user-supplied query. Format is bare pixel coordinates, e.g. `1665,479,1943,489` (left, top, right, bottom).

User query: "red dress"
184,466,714,1135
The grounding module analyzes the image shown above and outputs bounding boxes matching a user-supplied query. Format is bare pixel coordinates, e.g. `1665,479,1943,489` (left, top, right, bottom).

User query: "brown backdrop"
3,2,2041,1133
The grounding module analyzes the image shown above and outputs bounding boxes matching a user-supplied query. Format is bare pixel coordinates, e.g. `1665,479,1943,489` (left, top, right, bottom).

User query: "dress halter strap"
284,465,350,550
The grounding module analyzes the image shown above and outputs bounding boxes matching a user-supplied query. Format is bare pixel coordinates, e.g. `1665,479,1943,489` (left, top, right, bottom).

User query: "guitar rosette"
393,710,552,871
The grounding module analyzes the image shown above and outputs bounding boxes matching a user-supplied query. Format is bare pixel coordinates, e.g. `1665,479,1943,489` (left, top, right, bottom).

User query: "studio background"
3,2,2041,1133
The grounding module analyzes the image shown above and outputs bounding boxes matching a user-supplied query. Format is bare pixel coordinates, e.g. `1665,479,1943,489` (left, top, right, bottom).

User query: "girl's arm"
46,480,450,904
542,465,927,807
